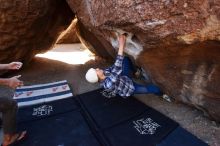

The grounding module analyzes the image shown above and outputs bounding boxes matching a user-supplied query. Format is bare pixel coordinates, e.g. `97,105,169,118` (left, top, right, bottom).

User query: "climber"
0,62,27,146
85,34,162,98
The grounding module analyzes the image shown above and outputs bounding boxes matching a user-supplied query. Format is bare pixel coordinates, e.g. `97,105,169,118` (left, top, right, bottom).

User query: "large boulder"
67,0,220,121
0,0,74,63
137,41,220,121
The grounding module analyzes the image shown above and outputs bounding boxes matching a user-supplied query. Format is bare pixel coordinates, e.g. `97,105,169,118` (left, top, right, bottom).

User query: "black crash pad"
15,89,206,146
157,126,208,146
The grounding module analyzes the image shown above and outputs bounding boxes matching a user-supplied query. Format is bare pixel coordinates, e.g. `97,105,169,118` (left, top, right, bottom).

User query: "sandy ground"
0,44,219,146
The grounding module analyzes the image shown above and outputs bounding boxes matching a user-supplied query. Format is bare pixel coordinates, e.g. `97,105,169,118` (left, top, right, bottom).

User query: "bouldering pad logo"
100,89,116,98
133,118,161,135
32,105,53,116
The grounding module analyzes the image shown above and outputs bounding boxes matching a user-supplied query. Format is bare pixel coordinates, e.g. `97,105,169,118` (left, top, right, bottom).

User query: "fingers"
118,35,126,43
119,34,126,39
11,61,22,65
11,75,23,88
15,75,23,86
14,81,23,88
18,81,24,86
14,62,23,69
13,81,23,89
10,62,23,70
12,82,23,89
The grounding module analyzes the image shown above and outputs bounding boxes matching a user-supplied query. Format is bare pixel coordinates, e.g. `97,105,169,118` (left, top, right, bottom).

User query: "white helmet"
85,68,98,83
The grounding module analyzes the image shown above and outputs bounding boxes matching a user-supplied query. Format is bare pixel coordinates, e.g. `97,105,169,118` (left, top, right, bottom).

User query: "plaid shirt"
100,55,135,98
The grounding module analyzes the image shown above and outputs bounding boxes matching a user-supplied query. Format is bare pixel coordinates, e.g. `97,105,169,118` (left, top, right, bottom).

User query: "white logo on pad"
32,105,53,116
100,89,116,98
133,118,161,135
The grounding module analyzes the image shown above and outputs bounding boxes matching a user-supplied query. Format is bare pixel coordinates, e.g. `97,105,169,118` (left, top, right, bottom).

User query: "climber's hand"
118,34,126,55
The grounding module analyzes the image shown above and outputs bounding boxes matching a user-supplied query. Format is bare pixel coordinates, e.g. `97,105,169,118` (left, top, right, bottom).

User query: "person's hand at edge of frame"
7,62,23,70
7,75,24,89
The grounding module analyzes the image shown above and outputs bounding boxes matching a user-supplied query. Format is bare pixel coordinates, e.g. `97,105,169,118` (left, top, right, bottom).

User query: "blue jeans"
121,57,162,95
121,56,135,78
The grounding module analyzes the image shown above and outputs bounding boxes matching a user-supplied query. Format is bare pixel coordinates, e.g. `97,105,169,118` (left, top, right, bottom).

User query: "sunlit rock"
56,19,80,44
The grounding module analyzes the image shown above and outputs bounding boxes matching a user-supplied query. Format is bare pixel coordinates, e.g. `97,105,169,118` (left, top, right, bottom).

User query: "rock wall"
0,0,74,63
56,19,80,44
67,0,220,121
138,42,220,121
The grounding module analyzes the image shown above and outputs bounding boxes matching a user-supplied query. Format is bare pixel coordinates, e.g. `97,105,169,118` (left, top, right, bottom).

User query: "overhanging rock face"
67,0,220,121
0,0,74,63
